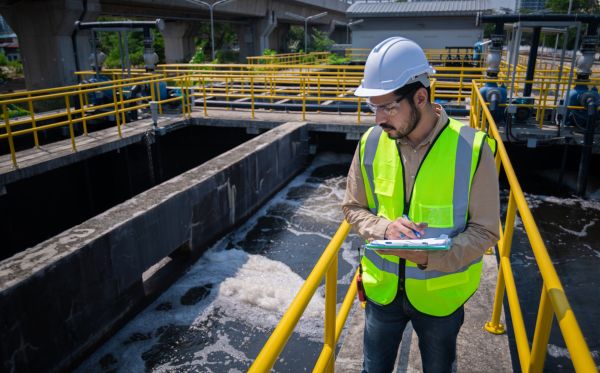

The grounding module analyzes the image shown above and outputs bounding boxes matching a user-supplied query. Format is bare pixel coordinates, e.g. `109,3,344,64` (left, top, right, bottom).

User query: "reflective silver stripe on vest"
364,248,398,276
450,124,476,236
363,126,383,214
405,257,482,280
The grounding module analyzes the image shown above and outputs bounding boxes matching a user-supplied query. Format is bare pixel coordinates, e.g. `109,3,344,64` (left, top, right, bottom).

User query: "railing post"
65,95,77,151
77,86,88,136
27,94,39,148
302,77,306,121
357,97,361,124
251,76,255,119
529,285,553,373
203,77,208,117
111,84,122,138
324,255,337,373
485,190,517,335
2,104,18,168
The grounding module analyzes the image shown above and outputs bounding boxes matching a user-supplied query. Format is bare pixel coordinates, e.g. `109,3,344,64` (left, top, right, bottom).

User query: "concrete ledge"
0,121,309,373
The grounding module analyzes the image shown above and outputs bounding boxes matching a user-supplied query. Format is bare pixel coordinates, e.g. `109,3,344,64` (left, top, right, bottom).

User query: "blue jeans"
362,291,464,373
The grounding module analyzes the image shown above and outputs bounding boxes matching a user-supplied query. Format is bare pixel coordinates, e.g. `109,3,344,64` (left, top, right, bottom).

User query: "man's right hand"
384,217,428,239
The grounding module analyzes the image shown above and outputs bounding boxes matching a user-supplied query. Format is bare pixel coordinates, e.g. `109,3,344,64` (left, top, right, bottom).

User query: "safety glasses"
366,94,407,115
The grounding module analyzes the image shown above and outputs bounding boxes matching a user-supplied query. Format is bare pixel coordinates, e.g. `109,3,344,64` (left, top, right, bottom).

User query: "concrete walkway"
335,252,513,372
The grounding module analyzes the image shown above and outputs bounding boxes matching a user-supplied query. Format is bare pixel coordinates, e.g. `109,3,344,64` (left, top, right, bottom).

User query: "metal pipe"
482,14,600,23
75,19,164,30
524,27,541,97
576,97,596,196
560,22,582,128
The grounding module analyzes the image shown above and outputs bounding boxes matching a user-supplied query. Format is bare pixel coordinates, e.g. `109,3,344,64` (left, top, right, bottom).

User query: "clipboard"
365,235,451,251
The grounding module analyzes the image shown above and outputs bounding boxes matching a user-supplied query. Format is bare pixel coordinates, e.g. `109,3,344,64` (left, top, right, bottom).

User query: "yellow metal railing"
248,77,598,373
3,61,598,170
471,80,597,373
246,52,331,65
249,220,355,373
0,74,193,168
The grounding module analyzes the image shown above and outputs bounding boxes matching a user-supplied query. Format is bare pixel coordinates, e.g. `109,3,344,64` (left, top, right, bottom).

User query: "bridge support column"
163,22,197,64
2,0,100,90
254,10,277,55
236,24,255,62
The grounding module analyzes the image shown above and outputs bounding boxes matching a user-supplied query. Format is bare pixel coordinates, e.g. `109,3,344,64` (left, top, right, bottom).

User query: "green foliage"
7,104,28,118
546,0,600,13
310,28,334,52
0,53,23,79
287,25,305,52
189,48,206,64
483,23,496,39
327,54,350,65
194,22,238,63
262,48,277,56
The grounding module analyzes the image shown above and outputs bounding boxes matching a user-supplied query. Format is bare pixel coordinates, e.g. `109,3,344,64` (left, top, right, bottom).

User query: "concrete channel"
0,113,512,372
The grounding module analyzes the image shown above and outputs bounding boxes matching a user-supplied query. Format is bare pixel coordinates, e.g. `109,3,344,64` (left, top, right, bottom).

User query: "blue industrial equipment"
565,84,600,126
479,81,507,122
86,75,114,105
474,41,484,62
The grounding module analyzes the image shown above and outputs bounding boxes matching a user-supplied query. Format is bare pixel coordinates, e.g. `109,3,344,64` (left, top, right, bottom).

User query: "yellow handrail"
249,220,353,373
471,80,597,373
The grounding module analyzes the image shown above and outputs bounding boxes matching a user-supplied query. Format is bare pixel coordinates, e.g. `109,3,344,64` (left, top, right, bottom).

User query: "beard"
384,106,421,140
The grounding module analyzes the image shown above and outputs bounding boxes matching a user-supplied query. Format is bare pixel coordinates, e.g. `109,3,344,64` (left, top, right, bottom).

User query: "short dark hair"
393,81,431,103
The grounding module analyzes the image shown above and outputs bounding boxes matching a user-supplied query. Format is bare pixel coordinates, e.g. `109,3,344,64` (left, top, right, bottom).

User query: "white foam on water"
558,220,597,237
525,192,600,211
547,345,600,361
77,152,356,372
583,244,600,258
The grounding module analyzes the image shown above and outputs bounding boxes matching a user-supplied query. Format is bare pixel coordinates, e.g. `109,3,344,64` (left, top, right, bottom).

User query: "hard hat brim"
353,85,397,98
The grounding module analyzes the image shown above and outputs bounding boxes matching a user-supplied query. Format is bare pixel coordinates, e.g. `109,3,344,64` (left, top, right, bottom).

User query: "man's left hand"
376,249,428,266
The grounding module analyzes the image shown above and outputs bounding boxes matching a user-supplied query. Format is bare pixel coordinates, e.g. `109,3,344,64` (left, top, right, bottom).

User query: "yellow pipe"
26,94,39,148
64,96,76,151
248,220,351,373
2,104,18,168
529,286,553,373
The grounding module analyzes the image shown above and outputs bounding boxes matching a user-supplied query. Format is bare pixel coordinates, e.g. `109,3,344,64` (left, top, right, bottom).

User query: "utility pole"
346,19,363,44
285,11,328,52
186,0,236,60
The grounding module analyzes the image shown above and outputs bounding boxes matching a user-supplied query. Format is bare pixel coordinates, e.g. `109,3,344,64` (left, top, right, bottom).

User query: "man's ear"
414,87,429,107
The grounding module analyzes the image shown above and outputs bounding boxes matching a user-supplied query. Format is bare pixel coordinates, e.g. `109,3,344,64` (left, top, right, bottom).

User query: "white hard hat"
354,37,435,97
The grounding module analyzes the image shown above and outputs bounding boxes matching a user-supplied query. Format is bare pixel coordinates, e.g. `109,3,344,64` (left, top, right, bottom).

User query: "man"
342,37,500,373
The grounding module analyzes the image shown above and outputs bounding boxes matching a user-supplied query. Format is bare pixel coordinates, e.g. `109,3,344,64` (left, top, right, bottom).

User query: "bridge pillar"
163,22,197,64
254,10,277,54
236,24,255,62
2,0,100,90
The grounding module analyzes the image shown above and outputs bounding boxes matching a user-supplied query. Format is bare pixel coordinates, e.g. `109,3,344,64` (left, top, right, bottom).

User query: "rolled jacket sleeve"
425,142,500,272
342,147,391,242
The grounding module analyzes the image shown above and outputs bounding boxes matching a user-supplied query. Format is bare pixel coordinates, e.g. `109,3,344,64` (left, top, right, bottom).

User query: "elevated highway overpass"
0,0,348,90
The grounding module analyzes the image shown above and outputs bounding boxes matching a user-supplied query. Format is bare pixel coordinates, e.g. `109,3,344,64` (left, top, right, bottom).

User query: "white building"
347,0,506,50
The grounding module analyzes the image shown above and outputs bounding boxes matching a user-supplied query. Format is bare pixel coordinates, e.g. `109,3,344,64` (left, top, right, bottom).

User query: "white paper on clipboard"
365,235,451,251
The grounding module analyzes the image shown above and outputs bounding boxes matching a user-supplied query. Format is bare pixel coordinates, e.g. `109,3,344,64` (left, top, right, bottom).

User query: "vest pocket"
374,177,395,197
415,203,453,228
426,271,469,291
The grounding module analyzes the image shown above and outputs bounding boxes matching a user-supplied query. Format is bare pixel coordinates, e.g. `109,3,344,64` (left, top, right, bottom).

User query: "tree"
96,16,165,69
310,28,334,52
545,0,600,13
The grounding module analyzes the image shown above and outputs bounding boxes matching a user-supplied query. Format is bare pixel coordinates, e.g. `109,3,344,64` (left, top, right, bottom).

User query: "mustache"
379,123,394,130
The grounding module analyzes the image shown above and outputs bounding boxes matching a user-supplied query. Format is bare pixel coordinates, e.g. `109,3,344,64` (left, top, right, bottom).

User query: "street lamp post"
186,0,234,60
285,11,328,52
346,19,363,45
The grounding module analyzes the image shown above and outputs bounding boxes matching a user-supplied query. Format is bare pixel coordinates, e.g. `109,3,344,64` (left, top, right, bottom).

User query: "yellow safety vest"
359,118,496,317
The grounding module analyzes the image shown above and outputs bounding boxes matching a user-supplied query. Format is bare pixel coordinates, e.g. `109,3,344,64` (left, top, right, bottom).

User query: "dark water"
75,153,599,372
503,192,600,372
75,153,364,373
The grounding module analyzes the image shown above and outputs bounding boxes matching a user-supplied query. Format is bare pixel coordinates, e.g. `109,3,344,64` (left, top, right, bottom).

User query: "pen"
403,214,422,238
